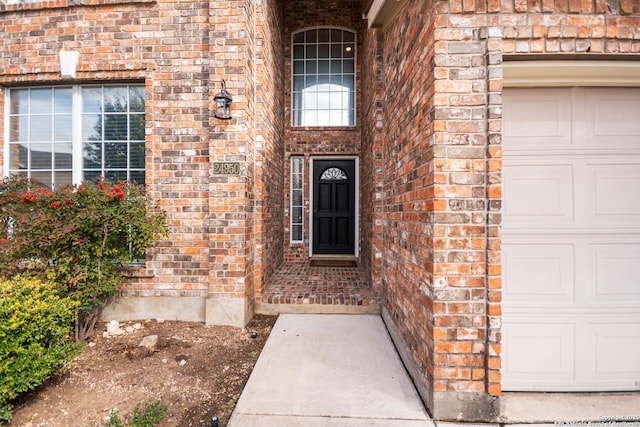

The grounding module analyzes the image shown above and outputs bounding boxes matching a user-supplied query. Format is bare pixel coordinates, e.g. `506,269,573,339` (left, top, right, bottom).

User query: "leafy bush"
0,177,168,340
0,276,81,423
107,401,168,427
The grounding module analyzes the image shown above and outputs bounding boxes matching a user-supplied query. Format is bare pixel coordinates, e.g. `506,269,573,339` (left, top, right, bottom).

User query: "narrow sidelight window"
290,156,304,242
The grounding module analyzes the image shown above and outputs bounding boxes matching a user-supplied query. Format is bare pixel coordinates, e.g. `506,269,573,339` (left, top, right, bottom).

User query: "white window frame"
291,26,357,127
290,156,304,243
3,84,146,187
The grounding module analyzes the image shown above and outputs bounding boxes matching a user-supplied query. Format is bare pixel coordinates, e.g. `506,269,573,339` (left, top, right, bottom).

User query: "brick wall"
253,0,285,299
282,0,363,262
368,0,640,419
359,27,384,294
0,0,214,299
0,0,287,325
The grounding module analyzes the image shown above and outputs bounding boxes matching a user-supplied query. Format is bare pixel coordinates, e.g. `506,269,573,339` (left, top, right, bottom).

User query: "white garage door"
502,87,640,391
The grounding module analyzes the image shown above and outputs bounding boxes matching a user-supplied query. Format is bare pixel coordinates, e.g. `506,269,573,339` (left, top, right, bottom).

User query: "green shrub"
107,401,168,427
0,276,81,423
0,177,168,340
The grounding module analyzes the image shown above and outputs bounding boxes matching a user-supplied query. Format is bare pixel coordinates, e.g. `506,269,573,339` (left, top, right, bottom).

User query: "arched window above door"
291,27,356,127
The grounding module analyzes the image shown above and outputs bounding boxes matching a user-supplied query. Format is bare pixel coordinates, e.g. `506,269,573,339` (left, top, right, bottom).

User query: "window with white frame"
290,156,304,242
292,27,355,127
5,85,146,188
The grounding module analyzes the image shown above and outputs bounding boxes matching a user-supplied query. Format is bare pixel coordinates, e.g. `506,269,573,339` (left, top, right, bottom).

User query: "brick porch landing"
256,261,380,315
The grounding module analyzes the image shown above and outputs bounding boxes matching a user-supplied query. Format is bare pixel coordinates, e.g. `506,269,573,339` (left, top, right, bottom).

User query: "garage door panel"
592,322,640,377
503,321,575,389
503,164,574,226
503,87,640,392
584,88,640,146
586,162,640,224
578,319,640,389
503,243,574,302
590,243,640,301
503,88,572,148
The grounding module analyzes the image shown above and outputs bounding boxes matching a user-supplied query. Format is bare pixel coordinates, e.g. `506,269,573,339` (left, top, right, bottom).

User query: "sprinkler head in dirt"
250,332,258,339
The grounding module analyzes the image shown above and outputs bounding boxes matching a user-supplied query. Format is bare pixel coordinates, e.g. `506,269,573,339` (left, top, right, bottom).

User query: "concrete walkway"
228,313,433,426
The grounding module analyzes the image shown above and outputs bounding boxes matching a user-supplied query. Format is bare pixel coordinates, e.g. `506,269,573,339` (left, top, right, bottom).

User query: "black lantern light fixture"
214,80,233,120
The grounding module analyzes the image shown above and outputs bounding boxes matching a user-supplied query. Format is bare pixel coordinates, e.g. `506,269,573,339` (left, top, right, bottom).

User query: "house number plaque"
213,162,241,176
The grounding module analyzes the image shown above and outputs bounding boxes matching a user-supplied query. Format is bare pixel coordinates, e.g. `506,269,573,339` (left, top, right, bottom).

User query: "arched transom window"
292,27,355,127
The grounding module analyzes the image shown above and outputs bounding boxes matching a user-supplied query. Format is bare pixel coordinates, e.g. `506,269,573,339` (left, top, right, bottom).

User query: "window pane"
318,44,329,58
30,88,52,114
294,45,304,59
293,60,304,74
317,110,330,125
330,110,344,126
54,171,73,187
30,143,52,169
307,29,317,43
318,60,329,73
82,87,103,113
294,76,305,92
30,171,52,188
292,225,302,241
54,115,73,141
331,44,342,58
104,114,128,141
130,142,145,168
10,116,28,142
292,207,302,223
105,142,127,168
30,116,52,142
83,170,101,183
104,87,128,112
318,29,329,42
306,60,317,74
344,45,355,58
83,141,102,169
9,143,28,169
105,170,127,182
344,59,354,73
129,170,145,185
54,142,73,168
129,86,145,112
10,89,29,114
306,45,317,59
331,29,342,42
130,114,145,141
83,114,102,141
54,88,73,113
293,32,304,43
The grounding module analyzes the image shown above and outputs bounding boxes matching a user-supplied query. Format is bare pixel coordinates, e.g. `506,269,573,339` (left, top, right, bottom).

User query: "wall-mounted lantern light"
214,80,233,120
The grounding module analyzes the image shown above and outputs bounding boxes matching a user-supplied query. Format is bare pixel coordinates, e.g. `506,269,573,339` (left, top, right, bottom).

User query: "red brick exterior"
1,0,639,420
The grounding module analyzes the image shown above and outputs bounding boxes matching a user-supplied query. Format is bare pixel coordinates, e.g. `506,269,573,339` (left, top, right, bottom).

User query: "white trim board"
503,60,640,87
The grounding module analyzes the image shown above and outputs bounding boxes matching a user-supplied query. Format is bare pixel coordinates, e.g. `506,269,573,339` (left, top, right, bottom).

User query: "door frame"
309,156,359,258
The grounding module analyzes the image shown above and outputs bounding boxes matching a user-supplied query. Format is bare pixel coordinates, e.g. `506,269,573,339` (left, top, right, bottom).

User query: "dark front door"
313,160,355,255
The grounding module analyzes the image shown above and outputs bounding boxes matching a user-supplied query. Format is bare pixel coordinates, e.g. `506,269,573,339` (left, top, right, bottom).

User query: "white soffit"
366,0,409,29
503,60,640,87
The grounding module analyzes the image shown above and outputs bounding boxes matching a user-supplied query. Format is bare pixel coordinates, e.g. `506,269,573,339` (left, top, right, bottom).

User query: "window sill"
0,0,155,13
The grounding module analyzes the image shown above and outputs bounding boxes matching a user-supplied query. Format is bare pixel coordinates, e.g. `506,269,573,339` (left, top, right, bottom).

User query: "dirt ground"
7,314,277,427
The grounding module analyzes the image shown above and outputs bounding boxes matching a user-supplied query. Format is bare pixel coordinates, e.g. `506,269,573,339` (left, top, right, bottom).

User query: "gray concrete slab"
500,392,640,423
228,314,432,426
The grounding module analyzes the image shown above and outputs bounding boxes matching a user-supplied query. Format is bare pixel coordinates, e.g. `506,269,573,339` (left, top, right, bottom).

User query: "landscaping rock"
138,334,159,351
